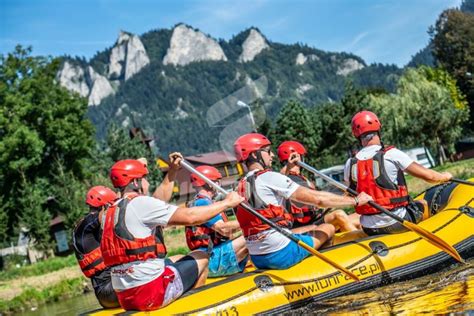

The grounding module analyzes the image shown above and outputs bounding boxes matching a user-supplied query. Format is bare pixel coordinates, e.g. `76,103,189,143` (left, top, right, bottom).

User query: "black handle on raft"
451,178,474,186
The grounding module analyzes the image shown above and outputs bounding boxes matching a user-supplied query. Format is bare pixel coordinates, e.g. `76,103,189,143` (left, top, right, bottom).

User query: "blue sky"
0,0,462,66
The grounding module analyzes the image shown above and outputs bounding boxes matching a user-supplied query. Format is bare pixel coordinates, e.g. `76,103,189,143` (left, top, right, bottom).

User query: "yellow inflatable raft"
87,181,473,315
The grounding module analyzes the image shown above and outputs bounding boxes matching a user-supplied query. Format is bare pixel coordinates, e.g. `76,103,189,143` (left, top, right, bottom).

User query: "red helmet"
277,141,307,162
234,133,271,162
351,111,382,138
110,159,148,188
191,165,222,187
86,186,117,208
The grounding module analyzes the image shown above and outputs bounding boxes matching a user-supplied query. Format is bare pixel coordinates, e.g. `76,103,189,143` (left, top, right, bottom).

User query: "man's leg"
167,254,185,262
307,223,335,249
348,213,362,230
291,224,317,234
231,236,248,263
186,250,209,288
324,210,358,232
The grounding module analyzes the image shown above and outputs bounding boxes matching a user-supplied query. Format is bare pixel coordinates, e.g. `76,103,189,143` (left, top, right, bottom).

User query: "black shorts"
362,201,424,236
165,255,199,293
92,268,120,308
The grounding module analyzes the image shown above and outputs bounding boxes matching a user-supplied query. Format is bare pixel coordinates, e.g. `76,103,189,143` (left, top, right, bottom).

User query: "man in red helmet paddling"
344,111,453,236
73,153,183,308
233,133,372,270
185,165,248,277
277,141,360,232
100,158,243,311
73,186,120,308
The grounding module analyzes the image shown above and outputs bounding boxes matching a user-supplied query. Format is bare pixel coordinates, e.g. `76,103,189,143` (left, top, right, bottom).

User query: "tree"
0,46,96,248
52,161,91,236
0,199,8,247
369,68,468,163
18,178,53,252
271,100,320,167
105,124,162,192
430,9,474,130
311,83,371,167
460,0,474,13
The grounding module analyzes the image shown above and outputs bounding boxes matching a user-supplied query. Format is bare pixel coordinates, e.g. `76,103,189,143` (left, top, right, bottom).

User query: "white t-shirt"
343,145,414,229
243,170,300,255
110,195,178,291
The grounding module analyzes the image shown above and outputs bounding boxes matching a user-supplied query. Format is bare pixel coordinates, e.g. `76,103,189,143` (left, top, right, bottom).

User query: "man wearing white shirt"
233,133,372,270
344,111,453,235
100,158,243,311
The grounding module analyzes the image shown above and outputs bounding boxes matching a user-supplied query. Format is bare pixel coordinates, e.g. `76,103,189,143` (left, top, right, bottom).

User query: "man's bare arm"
405,162,452,184
212,220,241,238
153,152,182,202
290,186,372,208
168,192,243,226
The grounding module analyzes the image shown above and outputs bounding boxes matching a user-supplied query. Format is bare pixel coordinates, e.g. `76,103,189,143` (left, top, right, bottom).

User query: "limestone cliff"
88,67,115,106
295,53,319,65
163,25,227,66
57,61,90,97
336,58,365,76
238,29,269,63
108,31,150,80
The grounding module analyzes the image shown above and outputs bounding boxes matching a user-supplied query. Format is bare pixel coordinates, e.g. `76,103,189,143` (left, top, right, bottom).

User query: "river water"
304,260,473,315
19,260,473,315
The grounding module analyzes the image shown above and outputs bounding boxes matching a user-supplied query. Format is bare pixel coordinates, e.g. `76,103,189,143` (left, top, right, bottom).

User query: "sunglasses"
260,146,272,154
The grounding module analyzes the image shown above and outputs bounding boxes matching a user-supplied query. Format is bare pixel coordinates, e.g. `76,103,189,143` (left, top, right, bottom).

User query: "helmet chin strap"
125,178,144,194
254,150,271,169
246,150,270,169
202,184,217,197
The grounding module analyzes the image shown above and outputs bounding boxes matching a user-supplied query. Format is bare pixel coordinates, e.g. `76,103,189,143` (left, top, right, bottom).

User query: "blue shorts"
199,240,248,278
250,234,314,270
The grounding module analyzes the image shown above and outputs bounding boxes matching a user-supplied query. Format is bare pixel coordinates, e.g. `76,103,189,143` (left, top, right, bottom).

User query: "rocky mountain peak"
295,52,319,65
238,29,269,63
108,30,150,80
163,24,227,66
57,61,90,97
57,62,115,106
117,30,131,45
336,58,365,76
88,67,115,106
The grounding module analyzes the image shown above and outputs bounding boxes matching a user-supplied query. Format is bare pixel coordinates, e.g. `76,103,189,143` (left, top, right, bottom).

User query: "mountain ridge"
58,23,402,155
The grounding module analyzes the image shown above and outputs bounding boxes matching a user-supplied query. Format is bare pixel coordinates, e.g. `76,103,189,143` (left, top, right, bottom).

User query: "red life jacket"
285,172,321,225
73,212,106,278
236,169,293,237
349,146,410,215
185,194,229,250
101,193,167,267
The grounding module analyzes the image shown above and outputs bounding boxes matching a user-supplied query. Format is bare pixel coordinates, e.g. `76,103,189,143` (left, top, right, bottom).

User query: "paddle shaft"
180,160,361,281
297,161,405,222
180,161,305,242
297,160,464,263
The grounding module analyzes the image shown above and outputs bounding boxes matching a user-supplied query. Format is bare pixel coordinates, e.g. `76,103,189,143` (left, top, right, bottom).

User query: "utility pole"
237,100,256,132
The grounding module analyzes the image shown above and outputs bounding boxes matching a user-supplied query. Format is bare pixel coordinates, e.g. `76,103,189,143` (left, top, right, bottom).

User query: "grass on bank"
0,276,89,315
0,254,77,281
406,158,474,196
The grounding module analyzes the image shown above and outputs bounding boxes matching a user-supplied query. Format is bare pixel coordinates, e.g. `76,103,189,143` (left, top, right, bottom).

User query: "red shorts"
116,267,176,311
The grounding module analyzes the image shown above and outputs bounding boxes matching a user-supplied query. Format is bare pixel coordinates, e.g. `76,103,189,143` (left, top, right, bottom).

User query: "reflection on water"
306,260,473,315
18,292,101,316
18,260,474,315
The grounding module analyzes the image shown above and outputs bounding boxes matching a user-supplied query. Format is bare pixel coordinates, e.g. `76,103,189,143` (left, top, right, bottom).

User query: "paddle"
297,161,465,263
180,159,361,282
451,178,474,186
